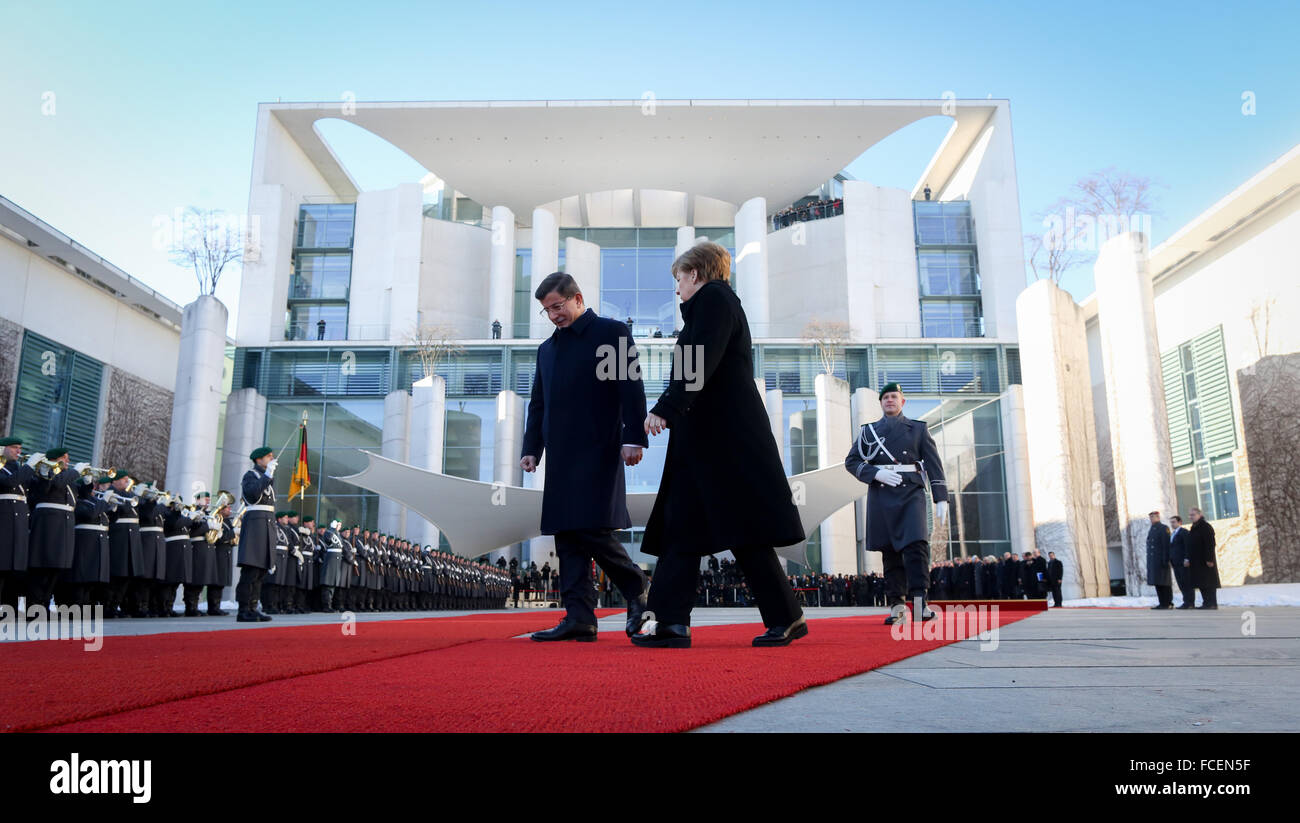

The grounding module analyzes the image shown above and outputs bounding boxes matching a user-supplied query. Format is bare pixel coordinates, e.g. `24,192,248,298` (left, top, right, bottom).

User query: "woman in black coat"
1187,508,1220,609
634,242,807,649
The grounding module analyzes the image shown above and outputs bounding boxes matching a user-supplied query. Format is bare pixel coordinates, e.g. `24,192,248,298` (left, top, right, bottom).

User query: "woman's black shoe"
753,616,808,647
630,620,691,648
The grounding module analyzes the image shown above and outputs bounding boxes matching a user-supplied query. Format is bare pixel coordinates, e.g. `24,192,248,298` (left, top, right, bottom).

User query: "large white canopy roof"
264,99,1002,221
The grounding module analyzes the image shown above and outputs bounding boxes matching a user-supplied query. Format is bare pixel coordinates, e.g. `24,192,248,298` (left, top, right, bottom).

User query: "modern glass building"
225,98,1031,575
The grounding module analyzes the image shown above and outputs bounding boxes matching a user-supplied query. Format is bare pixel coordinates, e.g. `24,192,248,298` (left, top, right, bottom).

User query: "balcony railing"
877,319,986,339
284,322,391,341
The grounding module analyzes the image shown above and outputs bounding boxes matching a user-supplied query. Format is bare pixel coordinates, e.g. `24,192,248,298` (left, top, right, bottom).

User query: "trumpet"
31,456,66,479
205,491,235,543
73,463,112,479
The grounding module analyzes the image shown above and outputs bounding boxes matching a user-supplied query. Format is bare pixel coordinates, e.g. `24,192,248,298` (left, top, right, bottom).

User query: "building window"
289,204,355,341
10,331,103,462
914,201,983,339
1162,325,1238,520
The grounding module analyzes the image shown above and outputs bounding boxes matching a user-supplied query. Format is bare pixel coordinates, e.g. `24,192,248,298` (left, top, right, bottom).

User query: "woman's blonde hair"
671,241,731,284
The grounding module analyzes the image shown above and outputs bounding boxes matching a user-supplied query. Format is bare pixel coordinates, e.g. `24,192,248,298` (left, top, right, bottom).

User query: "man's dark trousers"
1173,565,1194,607
1155,584,1174,607
882,540,930,605
555,528,645,626
1050,582,1063,607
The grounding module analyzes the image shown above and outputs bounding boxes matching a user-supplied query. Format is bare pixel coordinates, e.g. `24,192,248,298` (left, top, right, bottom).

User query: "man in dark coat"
1145,510,1173,609
635,244,808,649
1186,508,1219,609
25,448,79,612
846,383,948,624
104,469,145,617
0,436,33,612
59,474,112,606
1168,516,1194,608
1043,552,1062,606
235,447,277,622
1000,551,1021,599
522,272,650,642
208,495,234,616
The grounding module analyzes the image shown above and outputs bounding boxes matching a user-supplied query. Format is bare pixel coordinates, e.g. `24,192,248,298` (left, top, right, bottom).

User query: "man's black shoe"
630,620,691,649
753,616,808,647
1196,604,1218,610
236,609,258,622
250,607,272,621
1177,604,1193,609
531,618,597,642
1151,604,1173,610
625,592,650,637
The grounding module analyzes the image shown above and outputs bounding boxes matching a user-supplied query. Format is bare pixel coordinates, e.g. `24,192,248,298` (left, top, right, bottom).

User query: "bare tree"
1249,297,1275,359
406,323,465,380
168,207,249,296
1026,169,1161,286
801,318,850,377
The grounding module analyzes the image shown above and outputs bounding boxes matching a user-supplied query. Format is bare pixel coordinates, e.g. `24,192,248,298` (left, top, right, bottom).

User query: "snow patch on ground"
1065,582,1300,608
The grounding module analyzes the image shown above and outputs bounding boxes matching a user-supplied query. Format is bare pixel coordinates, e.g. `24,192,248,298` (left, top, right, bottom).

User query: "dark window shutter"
1161,347,1191,467
1191,326,1237,458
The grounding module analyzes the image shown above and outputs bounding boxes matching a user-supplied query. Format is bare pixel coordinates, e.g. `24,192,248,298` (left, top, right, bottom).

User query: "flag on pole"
288,421,311,501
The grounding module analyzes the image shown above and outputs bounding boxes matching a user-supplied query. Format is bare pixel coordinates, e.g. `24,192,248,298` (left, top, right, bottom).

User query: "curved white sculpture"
336,451,868,564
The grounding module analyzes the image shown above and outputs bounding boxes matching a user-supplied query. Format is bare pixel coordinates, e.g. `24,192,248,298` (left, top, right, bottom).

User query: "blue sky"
2,0,1297,326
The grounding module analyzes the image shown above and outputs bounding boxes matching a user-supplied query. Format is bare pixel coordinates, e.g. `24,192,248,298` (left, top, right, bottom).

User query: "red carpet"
11,608,1038,733
2,610,614,732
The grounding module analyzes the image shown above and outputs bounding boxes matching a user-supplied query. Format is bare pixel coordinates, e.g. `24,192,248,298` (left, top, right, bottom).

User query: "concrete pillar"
1015,280,1110,599
999,384,1036,557
734,197,770,336
492,389,525,563
406,375,445,550
380,389,411,535
526,450,556,568
488,206,516,339
529,208,559,339
1094,232,1179,595
815,374,856,574
565,237,602,317
218,388,267,495
674,227,695,333
850,388,883,574
165,295,228,499
764,386,784,465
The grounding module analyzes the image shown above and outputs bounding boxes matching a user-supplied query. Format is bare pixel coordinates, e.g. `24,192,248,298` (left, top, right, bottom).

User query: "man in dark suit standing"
522,272,650,642
1187,508,1219,609
1168,516,1194,608
1146,510,1173,609
1046,551,1064,607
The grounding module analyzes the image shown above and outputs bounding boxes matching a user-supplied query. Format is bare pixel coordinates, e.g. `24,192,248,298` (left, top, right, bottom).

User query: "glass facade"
914,201,983,338
512,227,736,339
243,339,1014,561
287,204,355,341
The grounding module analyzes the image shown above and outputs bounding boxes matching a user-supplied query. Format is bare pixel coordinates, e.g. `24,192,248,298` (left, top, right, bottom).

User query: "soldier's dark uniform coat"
66,485,111,584
844,413,947,550
28,467,78,569
0,460,33,573
237,468,277,569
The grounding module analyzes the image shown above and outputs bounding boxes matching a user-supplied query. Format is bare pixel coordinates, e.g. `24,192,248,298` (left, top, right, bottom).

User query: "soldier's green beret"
275,511,288,518
0,436,21,446
302,515,316,524
45,447,69,460
250,446,272,461
96,475,114,484
194,491,210,500
878,382,902,399
287,510,299,518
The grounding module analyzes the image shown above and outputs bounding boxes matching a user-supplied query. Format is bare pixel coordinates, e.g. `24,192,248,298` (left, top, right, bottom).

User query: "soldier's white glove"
26,452,43,468
293,548,304,564
265,459,278,478
935,501,950,529
74,462,91,474
874,468,903,487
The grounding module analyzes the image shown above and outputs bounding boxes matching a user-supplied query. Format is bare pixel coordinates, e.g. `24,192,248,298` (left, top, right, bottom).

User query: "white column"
526,451,555,568
406,375,445,549
218,388,267,495
674,226,695,334
488,206,516,339
1094,232,1179,595
734,197,770,337
1016,280,1110,599
850,388,882,574
492,389,525,563
764,387,784,465
815,373,856,574
380,389,411,535
999,384,1036,557
564,237,602,316
165,295,228,499
529,208,559,338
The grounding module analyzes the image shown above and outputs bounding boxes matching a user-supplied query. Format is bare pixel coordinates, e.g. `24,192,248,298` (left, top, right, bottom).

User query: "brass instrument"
206,491,235,544
32,456,65,479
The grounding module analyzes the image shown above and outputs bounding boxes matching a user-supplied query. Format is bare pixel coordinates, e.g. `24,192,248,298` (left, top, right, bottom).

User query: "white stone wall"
350,183,424,342
165,296,229,500
417,218,492,339
843,181,917,341
815,374,856,573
